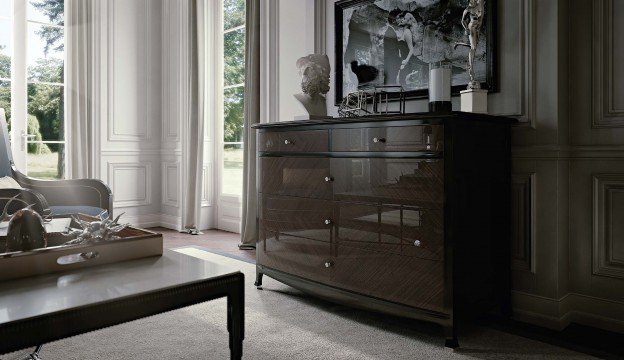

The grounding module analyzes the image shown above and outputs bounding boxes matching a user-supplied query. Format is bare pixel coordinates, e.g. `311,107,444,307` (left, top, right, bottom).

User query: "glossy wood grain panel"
261,195,333,243
332,158,444,209
335,202,443,261
400,208,444,260
259,130,329,152
260,158,332,199
330,244,445,312
258,131,280,152
331,125,443,152
258,229,330,285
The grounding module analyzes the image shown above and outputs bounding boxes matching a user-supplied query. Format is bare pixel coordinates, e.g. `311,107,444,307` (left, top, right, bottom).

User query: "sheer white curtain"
66,0,94,179
182,0,208,234
239,0,261,248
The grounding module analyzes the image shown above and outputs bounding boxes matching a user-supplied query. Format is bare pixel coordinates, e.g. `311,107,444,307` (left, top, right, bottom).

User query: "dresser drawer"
331,125,442,152
335,202,443,261
331,158,444,209
261,195,333,243
259,130,329,152
398,208,444,260
258,229,330,285
330,245,445,312
260,157,332,199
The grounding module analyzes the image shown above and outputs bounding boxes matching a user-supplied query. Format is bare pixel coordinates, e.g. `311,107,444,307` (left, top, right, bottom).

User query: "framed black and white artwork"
334,0,497,104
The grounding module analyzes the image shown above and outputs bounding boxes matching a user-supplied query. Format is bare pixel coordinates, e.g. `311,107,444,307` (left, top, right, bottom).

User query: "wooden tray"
0,215,163,282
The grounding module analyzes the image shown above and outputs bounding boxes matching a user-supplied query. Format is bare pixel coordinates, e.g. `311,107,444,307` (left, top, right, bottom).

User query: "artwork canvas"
335,0,496,104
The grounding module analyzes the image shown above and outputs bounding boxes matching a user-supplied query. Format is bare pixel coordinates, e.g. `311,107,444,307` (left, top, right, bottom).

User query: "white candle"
429,67,451,103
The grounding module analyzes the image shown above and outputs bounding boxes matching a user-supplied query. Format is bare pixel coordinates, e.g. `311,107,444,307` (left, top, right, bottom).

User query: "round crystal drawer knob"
324,176,334,182
284,139,293,145
324,219,332,225
414,240,422,247
373,137,386,143
325,261,333,268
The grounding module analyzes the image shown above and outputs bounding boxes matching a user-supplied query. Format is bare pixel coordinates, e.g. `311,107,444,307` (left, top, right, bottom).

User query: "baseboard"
121,213,163,229
117,213,223,233
218,217,241,234
561,293,624,333
512,291,624,333
159,213,183,231
115,213,182,231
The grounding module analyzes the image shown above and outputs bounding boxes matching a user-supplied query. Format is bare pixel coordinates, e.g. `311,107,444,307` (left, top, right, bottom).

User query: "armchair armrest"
0,188,49,215
12,169,113,216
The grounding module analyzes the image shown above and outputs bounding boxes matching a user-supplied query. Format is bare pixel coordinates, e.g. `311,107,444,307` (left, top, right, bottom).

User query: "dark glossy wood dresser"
252,112,515,348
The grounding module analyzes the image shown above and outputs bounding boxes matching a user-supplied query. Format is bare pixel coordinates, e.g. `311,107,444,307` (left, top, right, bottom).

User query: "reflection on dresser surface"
252,113,515,348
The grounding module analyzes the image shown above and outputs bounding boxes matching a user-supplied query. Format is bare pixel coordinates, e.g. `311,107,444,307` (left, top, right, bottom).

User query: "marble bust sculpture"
294,54,330,117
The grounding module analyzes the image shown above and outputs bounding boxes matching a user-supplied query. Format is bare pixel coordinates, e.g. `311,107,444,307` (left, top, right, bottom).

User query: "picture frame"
334,0,497,105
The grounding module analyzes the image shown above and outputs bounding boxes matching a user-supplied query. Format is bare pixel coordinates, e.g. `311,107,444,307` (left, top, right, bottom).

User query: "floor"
148,228,623,359
151,227,256,262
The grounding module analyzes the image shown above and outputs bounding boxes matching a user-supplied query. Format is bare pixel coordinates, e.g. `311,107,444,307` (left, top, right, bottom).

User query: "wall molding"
162,162,181,208
106,0,151,142
115,213,183,231
511,173,536,273
517,0,537,128
101,148,182,156
486,0,536,128
121,213,162,229
160,213,183,231
101,148,163,156
512,145,624,159
161,0,181,142
202,163,213,207
512,290,624,333
314,0,326,54
107,162,152,208
592,0,624,128
593,174,624,279
261,0,279,124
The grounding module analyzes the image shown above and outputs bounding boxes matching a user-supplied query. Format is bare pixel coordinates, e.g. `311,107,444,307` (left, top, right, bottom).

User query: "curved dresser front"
252,113,514,348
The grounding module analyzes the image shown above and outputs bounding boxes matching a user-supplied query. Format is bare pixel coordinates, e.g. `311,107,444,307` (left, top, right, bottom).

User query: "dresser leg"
254,271,263,288
444,326,459,348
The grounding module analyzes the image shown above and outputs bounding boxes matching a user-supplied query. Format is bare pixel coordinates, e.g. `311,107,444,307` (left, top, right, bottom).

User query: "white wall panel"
107,0,149,141
276,0,316,122
95,0,164,227
162,162,181,208
108,162,151,208
202,163,214,207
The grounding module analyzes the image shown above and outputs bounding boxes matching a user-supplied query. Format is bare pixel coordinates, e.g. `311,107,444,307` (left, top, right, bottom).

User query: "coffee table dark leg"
20,345,43,360
227,274,244,360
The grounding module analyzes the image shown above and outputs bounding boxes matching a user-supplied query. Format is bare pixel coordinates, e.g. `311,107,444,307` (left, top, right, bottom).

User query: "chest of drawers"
252,113,514,348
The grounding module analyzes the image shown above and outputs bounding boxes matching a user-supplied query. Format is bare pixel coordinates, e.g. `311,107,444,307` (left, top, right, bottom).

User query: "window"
26,0,65,179
0,0,11,129
220,0,245,197
3,0,66,180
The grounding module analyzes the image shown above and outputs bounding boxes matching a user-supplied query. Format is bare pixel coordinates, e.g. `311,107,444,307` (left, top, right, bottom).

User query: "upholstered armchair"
0,108,112,217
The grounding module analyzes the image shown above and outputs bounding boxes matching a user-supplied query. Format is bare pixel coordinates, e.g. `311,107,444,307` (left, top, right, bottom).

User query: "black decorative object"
335,0,497,105
373,85,406,114
6,208,47,252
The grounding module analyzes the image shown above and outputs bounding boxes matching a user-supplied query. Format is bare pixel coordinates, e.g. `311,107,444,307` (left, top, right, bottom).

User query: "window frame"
217,0,245,200
10,0,67,178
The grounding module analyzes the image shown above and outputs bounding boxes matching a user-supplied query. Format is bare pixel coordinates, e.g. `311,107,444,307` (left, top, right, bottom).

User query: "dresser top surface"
252,111,517,130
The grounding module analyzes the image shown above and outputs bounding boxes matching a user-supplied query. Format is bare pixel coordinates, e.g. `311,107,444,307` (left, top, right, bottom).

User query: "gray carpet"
4,248,596,359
